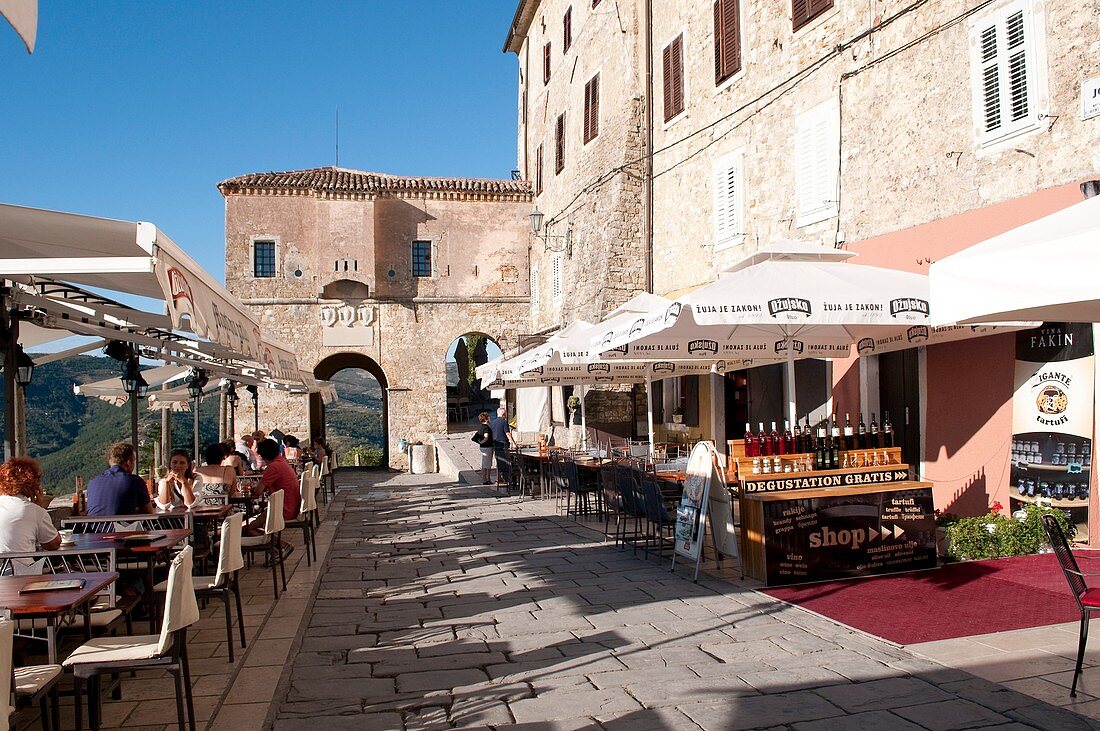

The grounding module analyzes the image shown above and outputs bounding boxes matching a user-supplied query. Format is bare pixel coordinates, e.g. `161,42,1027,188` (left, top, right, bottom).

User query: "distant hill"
324,369,384,462
1,355,220,495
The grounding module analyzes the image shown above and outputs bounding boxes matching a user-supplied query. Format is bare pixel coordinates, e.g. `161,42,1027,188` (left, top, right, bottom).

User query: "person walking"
490,406,515,485
473,411,494,485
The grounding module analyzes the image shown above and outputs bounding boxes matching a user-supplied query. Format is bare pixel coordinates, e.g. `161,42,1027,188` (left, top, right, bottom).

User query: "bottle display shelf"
1010,491,1090,510
1016,462,1090,473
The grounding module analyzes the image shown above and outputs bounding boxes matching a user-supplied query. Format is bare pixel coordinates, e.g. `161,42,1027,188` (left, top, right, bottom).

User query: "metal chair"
640,474,676,559
1042,514,1100,697
63,545,200,731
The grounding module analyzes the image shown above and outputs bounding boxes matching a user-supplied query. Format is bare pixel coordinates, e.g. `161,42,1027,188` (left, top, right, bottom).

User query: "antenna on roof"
335,106,340,167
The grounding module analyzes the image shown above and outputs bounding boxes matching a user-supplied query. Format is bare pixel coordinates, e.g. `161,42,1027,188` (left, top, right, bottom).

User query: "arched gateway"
312,353,388,468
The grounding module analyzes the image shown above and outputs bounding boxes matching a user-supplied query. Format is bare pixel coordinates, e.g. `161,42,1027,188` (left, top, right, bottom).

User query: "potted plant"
672,406,684,424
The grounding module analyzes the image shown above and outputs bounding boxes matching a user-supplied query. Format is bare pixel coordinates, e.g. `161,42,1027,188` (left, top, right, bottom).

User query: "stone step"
430,432,483,484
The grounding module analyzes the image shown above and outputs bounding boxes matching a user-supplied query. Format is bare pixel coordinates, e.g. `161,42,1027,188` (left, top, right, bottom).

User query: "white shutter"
713,149,744,250
530,260,540,312
551,254,563,306
970,0,1044,149
794,101,838,227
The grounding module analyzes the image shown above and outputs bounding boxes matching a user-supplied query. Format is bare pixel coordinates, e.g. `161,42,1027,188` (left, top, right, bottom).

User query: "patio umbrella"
453,338,469,390
592,243,933,424
929,194,1100,325
0,0,36,53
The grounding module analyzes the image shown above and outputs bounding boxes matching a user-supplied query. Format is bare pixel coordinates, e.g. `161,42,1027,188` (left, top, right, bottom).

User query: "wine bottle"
870,412,880,447
843,412,854,454
830,412,841,451
814,428,825,470
744,423,756,457
758,422,771,457
783,420,794,455
804,415,812,452
792,421,803,454
829,432,839,470
882,411,894,448
770,421,782,456
857,412,867,449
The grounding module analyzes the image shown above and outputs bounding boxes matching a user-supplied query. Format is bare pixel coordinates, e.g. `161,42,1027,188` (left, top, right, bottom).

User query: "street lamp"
14,348,33,386
528,206,572,256
246,384,259,432
120,357,147,396
185,369,208,401
224,381,238,439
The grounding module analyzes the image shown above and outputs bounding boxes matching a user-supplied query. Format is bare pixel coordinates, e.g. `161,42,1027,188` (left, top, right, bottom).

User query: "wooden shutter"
543,42,551,84
714,0,741,85
563,7,572,52
663,35,684,122
714,151,742,245
535,145,543,195
592,0,601,6
652,380,664,423
793,0,832,31
551,254,563,304
795,102,838,224
583,74,599,143
555,113,565,173
530,260,540,308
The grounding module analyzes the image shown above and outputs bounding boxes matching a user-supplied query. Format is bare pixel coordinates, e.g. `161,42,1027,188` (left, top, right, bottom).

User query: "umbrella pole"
130,394,139,458
786,346,798,426
579,386,588,450
2,305,17,462
646,374,655,458
192,396,200,462
161,407,171,468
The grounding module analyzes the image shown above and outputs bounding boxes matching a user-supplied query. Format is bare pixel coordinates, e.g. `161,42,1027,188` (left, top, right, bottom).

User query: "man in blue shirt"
87,443,155,516
489,407,515,484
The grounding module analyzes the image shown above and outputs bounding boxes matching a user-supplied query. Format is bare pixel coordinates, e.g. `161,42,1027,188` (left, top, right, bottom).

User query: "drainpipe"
643,0,655,294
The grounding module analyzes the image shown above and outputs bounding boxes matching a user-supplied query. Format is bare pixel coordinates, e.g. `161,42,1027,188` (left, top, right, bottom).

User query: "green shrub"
343,444,385,468
946,504,1074,561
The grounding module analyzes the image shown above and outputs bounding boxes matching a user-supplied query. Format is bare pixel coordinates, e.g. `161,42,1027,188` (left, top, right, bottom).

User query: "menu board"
674,442,719,562
760,486,936,586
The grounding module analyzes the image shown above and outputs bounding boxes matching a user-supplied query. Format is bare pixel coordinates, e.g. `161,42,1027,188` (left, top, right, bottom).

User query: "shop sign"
742,468,909,493
761,486,936,586
1081,77,1100,121
1011,323,1094,539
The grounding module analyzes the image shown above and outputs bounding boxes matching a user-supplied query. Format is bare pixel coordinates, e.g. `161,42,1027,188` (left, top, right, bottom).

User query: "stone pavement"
270,471,1100,730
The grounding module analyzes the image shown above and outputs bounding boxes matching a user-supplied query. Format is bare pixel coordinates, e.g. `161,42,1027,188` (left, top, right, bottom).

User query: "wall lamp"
529,207,573,256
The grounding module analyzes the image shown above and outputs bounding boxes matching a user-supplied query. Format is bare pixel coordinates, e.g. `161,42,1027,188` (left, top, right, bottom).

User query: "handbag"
471,431,484,444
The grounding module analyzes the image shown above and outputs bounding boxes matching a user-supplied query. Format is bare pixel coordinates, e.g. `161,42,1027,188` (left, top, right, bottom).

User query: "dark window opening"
253,241,276,278
412,241,432,277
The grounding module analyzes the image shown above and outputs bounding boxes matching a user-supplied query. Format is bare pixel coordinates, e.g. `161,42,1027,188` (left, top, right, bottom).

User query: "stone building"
219,167,532,469
504,0,650,433
506,0,1100,529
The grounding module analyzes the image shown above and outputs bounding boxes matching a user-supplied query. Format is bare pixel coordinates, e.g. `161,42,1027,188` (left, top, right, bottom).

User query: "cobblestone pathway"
271,472,1100,730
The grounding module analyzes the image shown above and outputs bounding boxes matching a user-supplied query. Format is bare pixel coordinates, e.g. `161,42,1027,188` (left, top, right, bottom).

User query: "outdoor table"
60,530,191,632
518,449,550,496
0,572,118,663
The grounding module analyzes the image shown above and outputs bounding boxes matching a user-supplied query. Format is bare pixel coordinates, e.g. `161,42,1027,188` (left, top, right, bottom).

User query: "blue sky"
2,1,520,282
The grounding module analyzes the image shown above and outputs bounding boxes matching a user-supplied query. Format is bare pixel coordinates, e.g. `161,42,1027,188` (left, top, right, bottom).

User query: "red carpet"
762,553,1084,645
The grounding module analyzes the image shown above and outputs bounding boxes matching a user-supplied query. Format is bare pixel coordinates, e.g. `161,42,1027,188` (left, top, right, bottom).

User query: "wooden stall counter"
740,480,936,586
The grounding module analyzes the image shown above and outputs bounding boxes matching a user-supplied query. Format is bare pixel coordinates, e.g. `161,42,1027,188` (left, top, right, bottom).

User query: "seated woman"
0,458,60,553
155,449,197,509
311,436,328,466
194,443,237,506
283,435,302,462
220,439,245,476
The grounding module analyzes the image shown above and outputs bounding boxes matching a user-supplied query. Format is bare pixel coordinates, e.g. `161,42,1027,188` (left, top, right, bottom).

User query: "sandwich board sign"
672,441,737,580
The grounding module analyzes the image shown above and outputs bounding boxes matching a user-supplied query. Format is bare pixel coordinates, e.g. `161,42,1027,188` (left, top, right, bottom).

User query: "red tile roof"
218,166,531,200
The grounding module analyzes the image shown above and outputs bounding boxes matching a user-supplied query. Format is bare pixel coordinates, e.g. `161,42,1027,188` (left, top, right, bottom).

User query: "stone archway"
312,352,389,468
445,332,502,432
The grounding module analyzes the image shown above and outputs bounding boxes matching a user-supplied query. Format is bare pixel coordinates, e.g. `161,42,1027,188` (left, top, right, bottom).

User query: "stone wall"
223,178,532,469
649,0,1100,294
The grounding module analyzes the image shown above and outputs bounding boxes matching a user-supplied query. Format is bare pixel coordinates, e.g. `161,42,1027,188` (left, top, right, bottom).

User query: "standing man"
236,433,258,471
489,406,515,485
86,443,155,516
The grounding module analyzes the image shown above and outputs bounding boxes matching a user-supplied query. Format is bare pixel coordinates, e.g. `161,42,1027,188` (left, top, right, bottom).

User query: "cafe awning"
930,194,1100,325
74,364,190,407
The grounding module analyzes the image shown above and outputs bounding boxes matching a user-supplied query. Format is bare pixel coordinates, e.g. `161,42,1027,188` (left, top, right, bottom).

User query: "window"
713,149,744,249
593,0,601,6
551,254,563,305
536,144,544,195
530,260,540,310
543,42,551,85
252,240,276,278
794,100,839,226
714,0,741,85
555,113,566,174
563,7,572,52
970,0,1045,148
583,74,600,144
792,0,832,31
412,241,432,277
662,35,685,123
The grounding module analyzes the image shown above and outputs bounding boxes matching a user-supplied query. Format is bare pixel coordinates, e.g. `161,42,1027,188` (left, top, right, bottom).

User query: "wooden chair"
1042,514,1100,697
63,545,200,731
284,473,318,566
241,490,286,600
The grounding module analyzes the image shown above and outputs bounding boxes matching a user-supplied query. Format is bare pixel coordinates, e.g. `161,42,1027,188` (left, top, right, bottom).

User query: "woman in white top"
156,449,197,509
0,457,60,552
194,443,237,505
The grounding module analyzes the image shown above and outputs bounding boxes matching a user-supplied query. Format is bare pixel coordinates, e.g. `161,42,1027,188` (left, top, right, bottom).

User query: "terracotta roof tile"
217,166,531,199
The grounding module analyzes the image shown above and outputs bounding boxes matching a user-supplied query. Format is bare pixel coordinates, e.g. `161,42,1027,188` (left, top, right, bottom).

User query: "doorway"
312,353,388,468
879,349,922,468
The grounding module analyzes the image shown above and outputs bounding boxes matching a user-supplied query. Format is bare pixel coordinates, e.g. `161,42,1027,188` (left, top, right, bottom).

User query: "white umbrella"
0,0,36,53
929,195,1100,325
592,244,934,424
74,364,190,407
